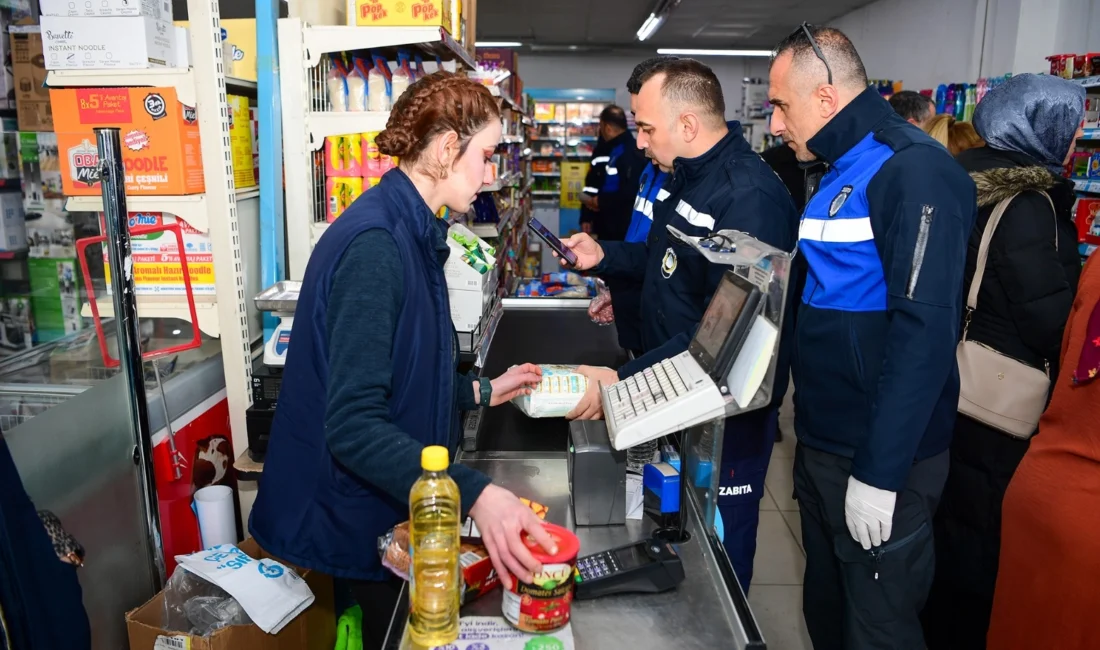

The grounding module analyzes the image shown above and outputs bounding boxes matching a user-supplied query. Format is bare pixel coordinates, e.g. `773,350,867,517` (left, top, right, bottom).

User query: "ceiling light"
476,41,522,48
636,13,664,41
656,48,773,57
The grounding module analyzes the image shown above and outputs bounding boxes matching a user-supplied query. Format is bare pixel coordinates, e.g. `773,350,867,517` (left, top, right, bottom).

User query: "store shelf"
301,25,475,70
469,207,519,238
501,135,525,144
307,111,390,150
1069,75,1100,89
311,221,329,246
64,187,259,234
482,171,521,193
532,190,559,198
1073,177,1100,194
1080,128,1100,140
80,299,220,337
532,172,559,177
45,68,257,106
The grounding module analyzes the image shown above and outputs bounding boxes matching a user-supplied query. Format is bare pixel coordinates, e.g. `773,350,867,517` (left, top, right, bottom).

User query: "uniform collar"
380,168,450,262
807,88,895,166
672,121,745,182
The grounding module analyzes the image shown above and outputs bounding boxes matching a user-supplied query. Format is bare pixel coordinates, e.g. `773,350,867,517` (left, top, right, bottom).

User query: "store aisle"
750,392,813,650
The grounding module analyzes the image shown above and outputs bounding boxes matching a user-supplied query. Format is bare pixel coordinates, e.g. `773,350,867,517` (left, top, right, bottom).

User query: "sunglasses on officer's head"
787,22,834,86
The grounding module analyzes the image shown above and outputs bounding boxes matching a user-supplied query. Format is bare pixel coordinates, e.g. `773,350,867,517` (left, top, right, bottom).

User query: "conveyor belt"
476,306,629,452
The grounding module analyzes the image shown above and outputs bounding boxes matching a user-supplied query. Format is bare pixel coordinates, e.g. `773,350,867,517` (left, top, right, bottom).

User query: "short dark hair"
599,105,628,130
772,25,868,90
627,55,680,94
888,90,935,123
635,58,725,125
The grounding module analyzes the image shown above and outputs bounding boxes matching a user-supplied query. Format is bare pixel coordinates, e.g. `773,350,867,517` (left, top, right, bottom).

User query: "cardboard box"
126,538,336,650
103,211,215,295
175,18,255,81
39,0,171,19
0,18,12,111
227,94,255,189
27,257,83,342
351,0,452,31
41,16,176,70
10,26,49,131
0,193,26,252
450,288,483,332
51,86,205,196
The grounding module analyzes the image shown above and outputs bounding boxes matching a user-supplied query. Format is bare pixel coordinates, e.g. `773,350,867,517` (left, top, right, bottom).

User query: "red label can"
501,522,580,633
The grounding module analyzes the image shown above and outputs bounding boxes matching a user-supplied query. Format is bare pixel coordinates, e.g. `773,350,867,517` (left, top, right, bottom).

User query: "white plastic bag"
511,364,589,418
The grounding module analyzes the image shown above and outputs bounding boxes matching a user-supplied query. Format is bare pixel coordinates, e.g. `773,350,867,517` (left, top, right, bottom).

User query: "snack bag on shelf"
326,55,349,112
511,364,590,418
367,53,392,112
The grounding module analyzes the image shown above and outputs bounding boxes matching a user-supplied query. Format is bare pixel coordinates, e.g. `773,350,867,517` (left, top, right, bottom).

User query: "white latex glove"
844,476,897,550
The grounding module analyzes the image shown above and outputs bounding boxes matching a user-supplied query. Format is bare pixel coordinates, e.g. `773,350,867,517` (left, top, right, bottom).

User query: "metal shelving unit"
46,0,258,460
280,20,478,280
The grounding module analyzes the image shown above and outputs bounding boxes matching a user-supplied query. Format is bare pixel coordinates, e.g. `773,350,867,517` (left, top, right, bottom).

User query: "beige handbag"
956,191,1054,440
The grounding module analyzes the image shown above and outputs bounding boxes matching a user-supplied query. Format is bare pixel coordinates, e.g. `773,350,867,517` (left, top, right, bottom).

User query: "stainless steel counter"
384,452,764,650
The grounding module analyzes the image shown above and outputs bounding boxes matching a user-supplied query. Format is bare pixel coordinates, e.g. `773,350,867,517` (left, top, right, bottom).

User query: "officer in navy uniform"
578,135,609,235
769,26,975,649
557,58,800,593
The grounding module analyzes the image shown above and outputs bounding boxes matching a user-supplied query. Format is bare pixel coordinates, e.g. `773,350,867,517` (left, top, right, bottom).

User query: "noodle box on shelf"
51,87,205,196
349,0,452,31
40,16,177,70
102,211,215,296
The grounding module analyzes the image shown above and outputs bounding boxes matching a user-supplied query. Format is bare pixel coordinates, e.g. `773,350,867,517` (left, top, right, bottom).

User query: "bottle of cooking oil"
408,446,461,647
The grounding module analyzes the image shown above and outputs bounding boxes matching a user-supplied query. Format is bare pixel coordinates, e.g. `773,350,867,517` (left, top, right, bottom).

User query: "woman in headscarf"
921,73,1085,650
987,252,1100,649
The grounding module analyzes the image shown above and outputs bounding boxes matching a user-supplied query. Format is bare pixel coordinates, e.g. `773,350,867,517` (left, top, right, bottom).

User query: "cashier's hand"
565,365,618,420
487,364,543,407
844,476,897,550
557,233,604,271
470,484,558,590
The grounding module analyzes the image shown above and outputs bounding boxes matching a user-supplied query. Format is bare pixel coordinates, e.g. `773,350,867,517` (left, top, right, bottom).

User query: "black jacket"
580,137,610,230
955,146,1081,381
593,130,647,242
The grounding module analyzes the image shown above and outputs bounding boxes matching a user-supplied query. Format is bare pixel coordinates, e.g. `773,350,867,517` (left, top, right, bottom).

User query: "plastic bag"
162,566,252,637
512,364,589,418
378,521,411,581
588,280,614,326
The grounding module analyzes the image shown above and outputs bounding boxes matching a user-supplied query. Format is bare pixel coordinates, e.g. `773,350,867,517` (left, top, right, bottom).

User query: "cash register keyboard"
602,352,728,451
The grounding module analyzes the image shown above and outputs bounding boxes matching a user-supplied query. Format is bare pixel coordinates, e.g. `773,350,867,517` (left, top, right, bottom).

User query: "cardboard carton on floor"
125,538,336,650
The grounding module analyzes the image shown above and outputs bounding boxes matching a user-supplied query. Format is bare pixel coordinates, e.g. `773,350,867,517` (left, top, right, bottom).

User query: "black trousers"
794,444,948,650
350,577,403,650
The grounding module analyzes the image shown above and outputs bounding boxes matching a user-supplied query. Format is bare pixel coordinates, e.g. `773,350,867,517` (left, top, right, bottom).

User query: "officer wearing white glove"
844,477,896,550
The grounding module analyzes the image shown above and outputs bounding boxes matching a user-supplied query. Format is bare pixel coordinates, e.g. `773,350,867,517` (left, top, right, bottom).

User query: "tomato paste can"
501,522,580,632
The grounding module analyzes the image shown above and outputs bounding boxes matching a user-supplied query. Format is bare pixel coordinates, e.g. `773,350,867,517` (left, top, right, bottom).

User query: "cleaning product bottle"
408,446,461,647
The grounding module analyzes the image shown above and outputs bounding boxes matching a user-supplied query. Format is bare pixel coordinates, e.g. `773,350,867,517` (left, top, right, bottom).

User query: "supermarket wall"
519,54,773,118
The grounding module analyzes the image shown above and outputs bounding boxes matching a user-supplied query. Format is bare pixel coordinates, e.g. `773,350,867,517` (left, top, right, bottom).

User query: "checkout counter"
382,297,767,650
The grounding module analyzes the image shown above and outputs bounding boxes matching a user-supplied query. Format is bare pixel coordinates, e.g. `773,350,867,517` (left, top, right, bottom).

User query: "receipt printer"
568,420,627,526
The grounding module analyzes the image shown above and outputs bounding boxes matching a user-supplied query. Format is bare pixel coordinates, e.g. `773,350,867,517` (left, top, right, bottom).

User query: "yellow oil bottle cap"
421,446,450,472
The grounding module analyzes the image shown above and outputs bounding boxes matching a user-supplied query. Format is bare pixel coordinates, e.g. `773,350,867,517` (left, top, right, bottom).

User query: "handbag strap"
967,190,1058,315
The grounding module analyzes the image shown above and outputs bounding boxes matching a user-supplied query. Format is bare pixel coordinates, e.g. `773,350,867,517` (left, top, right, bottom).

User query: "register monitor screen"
689,271,762,379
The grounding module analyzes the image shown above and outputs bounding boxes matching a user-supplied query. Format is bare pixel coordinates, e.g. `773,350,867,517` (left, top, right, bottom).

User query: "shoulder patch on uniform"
829,186,853,217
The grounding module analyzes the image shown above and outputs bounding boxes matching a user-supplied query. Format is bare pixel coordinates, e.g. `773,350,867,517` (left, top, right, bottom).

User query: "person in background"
560,58,799,593
769,25,975,648
921,73,1084,650
579,135,610,235
761,143,808,211
922,114,986,156
890,89,936,127
249,72,555,650
987,250,1100,650
590,105,646,242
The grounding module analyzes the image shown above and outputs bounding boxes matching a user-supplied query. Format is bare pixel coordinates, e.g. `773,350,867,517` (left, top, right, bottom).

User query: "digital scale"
254,281,300,367
574,537,686,600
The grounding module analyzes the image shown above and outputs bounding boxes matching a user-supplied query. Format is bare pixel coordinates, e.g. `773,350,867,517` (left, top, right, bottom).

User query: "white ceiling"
476,0,878,50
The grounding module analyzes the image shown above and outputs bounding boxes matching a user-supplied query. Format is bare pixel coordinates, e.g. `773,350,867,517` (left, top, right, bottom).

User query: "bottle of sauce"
408,446,461,647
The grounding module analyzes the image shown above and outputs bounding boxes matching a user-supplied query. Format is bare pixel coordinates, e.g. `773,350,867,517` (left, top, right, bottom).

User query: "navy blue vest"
249,170,455,580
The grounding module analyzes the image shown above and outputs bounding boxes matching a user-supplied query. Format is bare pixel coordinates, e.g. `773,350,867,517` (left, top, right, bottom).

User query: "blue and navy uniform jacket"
794,87,977,492
593,130,646,242
625,161,669,243
595,123,799,464
579,137,610,231
250,170,469,580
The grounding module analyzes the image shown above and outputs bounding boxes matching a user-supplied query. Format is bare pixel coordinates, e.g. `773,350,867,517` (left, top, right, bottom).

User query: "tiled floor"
748,394,814,649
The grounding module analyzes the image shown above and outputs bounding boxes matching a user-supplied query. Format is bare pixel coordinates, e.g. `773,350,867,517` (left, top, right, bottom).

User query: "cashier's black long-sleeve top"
324,228,492,513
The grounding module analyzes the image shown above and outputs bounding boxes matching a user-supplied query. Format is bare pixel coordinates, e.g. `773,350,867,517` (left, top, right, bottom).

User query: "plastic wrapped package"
162,567,252,637
587,280,614,326
512,364,590,418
